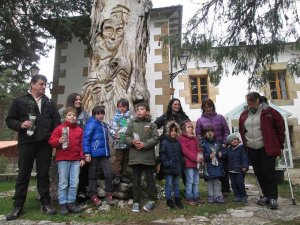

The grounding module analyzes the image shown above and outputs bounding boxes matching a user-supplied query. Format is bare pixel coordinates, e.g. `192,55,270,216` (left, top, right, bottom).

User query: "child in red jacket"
49,107,85,215
178,120,204,205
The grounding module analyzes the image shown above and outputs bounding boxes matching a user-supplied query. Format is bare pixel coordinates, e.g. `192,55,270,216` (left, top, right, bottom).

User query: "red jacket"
178,134,202,168
239,104,285,157
49,121,84,161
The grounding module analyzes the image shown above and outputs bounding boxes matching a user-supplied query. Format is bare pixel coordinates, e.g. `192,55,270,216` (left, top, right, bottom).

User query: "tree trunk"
82,0,152,122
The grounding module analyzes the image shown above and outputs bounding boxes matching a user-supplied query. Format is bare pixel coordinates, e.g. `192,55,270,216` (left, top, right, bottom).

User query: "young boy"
48,107,85,215
109,99,132,185
225,134,249,203
125,102,159,212
82,106,114,206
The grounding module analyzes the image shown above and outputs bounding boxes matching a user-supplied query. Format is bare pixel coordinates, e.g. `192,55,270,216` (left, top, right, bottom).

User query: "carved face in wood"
102,17,124,52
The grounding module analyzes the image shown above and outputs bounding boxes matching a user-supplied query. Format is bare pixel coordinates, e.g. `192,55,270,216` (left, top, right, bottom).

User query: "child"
201,126,225,203
109,98,132,185
48,107,85,215
125,102,159,212
82,106,114,206
225,134,249,203
159,121,184,209
178,120,204,206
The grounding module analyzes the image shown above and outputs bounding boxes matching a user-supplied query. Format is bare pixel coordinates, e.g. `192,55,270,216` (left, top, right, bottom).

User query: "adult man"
6,74,60,220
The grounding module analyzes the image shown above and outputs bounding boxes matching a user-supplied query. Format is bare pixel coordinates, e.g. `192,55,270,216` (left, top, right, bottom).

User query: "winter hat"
227,133,239,144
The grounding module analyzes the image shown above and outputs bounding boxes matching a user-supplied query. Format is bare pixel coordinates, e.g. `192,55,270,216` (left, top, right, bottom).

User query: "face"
95,113,105,121
102,18,124,51
118,104,128,114
170,128,177,139
31,79,46,96
247,98,260,109
185,123,194,135
203,104,213,114
65,112,77,124
205,130,215,139
171,100,181,113
74,95,82,108
230,138,239,147
136,106,149,119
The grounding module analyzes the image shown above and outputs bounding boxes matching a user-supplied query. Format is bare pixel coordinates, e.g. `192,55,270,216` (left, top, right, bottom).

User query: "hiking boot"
215,196,225,203
41,204,56,215
59,204,69,215
175,197,184,209
208,196,214,203
268,199,278,209
143,201,155,212
67,202,83,213
132,203,140,212
257,196,269,206
112,176,121,186
186,199,196,206
166,199,175,209
91,195,102,207
106,192,114,205
6,207,23,221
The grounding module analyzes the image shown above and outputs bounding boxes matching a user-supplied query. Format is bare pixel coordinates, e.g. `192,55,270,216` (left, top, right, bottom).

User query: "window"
269,70,288,100
190,76,208,104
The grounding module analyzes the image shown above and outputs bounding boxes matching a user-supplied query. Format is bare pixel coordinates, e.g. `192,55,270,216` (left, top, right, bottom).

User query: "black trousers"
131,164,156,203
77,163,89,195
220,169,230,193
14,141,52,207
248,147,278,199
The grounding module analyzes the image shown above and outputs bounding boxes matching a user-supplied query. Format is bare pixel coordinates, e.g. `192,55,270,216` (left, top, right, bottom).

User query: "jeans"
13,141,52,207
87,157,113,197
207,178,222,198
57,160,80,204
184,168,200,200
248,147,278,199
131,164,156,203
229,173,247,199
164,174,180,200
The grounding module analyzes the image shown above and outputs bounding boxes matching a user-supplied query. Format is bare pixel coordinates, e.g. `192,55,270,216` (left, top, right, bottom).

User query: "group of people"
5,74,285,221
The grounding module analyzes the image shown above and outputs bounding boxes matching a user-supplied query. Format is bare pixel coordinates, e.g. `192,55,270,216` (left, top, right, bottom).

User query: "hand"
115,133,120,139
59,137,67,143
135,142,144,150
85,155,91,163
80,160,85,167
241,168,247,172
21,120,32,129
222,144,227,148
156,163,161,173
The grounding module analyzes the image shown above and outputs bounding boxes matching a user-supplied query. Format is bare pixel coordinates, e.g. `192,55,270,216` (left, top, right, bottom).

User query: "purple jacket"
195,112,230,144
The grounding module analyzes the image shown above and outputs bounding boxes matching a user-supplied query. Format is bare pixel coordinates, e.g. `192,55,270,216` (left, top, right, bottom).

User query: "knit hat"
227,133,239,144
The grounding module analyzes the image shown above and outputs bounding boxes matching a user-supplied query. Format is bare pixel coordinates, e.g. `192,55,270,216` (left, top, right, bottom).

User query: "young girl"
160,121,184,209
179,120,203,205
201,126,225,203
49,107,85,215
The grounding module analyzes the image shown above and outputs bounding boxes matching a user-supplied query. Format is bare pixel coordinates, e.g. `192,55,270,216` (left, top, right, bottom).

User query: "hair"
202,126,214,136
30,74,47,84
166,121,180,137
246,92,263,103
180,120,194,135
65,93,81,107
92,105,106,116
260,96,269,104
165,98,188,120
117,98,129,109
64,107,77,117
201,98,216,112
135,102,150,112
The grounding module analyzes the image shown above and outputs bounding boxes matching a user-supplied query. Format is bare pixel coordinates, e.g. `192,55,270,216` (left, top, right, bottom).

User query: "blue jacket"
225,143,249,173
82,116,110,157
202,138,225,179
159,137,184,175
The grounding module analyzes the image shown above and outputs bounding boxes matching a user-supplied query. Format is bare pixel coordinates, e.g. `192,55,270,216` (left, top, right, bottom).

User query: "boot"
6,207,23,221
91,195,102,207
59,204,69,215
175,197,184,209
67,202,83,213
166,199,175,209
106,192,114,205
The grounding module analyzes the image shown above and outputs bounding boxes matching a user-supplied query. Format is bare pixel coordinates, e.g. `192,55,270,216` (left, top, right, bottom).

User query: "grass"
0,176,299,223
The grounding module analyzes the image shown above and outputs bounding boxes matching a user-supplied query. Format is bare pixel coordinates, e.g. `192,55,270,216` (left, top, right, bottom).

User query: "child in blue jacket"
202,126,225,203
225,134,249,203
82,106,113,207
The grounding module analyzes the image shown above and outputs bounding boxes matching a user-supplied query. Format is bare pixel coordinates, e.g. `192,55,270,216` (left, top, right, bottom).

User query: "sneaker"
6,207,23,221
143,201,155,212
215,196,225,203
175,197,184,209
60,204,69,215
67,202,83,213
132,203,140,212
208,196,214,203
268,199,278,209
91,195,102,207
106,193,115,206
41,204,56,215
166,199,175,209
257,196,269,206
186,199,196,206
112,176,121,186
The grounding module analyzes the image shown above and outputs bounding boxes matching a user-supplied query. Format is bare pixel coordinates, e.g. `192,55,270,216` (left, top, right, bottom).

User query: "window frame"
189,75,209,104
269,70,289,100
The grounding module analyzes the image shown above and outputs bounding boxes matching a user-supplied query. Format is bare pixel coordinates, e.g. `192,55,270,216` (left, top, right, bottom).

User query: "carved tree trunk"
82,0,152,122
